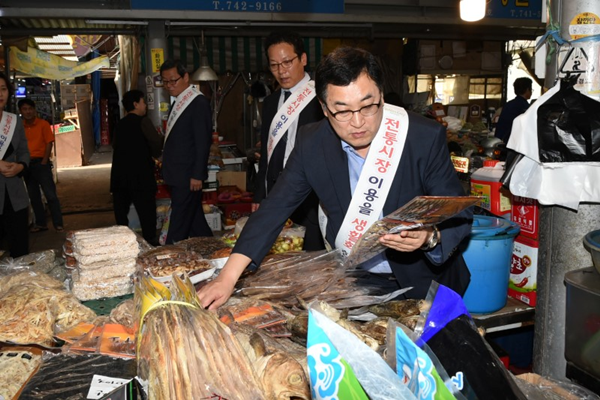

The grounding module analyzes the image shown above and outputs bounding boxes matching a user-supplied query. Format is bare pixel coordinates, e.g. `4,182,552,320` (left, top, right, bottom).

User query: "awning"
166,36,323,74
9,46,109,80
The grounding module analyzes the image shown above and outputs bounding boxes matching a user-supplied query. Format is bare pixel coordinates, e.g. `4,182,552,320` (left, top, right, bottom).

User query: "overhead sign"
487,0,543,20
131,0,343,13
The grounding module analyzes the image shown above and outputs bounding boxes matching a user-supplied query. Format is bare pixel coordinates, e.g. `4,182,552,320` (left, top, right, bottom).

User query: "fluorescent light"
85,20,148,25
460,0,486,22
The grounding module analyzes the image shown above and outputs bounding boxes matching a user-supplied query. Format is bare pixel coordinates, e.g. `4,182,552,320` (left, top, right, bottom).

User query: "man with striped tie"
254,31,325,251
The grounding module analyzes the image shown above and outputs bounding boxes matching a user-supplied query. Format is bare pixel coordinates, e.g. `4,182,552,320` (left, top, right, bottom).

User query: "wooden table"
471,297,535,333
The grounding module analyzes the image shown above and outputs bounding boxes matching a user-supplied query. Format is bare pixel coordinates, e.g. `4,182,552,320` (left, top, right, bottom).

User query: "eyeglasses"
162,77,182,86
324,102,382,122
269,56,299,71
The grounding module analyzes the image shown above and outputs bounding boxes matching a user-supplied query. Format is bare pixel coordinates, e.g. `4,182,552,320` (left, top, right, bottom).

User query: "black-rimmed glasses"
324,102,382,122
269,56,299,71
162,77,182,86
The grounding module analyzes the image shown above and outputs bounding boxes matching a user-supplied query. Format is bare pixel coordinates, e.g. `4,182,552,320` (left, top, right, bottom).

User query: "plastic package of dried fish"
237,250,346,306
136,275,266,399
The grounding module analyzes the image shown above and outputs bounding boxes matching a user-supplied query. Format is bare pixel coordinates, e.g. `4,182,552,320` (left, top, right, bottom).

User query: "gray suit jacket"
0,116,30,213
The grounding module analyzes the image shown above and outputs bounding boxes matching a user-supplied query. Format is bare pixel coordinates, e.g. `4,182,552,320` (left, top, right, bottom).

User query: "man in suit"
160,59,213,243
254,31,325,251
198,47,472,309
110,90,163,245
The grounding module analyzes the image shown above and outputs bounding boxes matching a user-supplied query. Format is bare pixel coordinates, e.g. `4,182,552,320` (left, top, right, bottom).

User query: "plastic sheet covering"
415,283,526,400
307,306,417,399
19,353,137,399
507,79,600,209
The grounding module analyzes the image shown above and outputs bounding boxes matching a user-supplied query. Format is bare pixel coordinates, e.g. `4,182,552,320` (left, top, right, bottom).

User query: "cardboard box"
217,171,246,191
511,195,539,240
508,235,538,306
204,211,222,231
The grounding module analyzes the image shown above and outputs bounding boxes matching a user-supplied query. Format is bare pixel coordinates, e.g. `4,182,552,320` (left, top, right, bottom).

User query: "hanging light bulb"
460,0,486,22
191,31,218,82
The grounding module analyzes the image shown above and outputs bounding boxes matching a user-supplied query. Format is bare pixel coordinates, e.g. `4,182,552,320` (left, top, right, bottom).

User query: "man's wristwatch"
421,225,440,251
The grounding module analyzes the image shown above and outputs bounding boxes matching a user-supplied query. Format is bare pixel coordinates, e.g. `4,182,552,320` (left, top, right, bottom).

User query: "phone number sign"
131,0,344,13
486,0,543,20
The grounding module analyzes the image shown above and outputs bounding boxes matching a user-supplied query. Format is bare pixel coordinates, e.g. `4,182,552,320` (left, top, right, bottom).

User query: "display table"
472,297,535,333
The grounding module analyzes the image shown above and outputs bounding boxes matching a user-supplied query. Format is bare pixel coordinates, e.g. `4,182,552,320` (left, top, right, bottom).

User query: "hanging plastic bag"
536,77,600,162
505,79,600,209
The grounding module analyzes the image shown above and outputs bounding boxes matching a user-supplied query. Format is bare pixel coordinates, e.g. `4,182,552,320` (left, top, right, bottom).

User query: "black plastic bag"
537,77,600,162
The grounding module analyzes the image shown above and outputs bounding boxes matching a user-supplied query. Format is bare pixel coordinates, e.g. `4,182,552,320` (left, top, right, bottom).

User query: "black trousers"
1,191,29,257
113,190,157,243
166,185,212,244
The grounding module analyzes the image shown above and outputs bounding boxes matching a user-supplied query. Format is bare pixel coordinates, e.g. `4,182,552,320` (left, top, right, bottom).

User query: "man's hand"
0,162,23,178
196,253,251,310
379,226,434,252
197,273,237,310
190,178,203,192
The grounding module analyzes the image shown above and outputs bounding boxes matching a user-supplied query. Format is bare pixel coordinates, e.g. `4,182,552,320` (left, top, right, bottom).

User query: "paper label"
87,375,131,399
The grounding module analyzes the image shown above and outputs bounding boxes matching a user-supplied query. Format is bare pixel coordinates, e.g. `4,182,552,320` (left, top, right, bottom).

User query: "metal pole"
144,20,170,133
533,0,600,381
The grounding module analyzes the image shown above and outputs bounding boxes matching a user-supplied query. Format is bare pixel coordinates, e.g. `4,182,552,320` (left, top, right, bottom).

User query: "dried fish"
231,323,310,400
368,299,428,319
137,303,266,400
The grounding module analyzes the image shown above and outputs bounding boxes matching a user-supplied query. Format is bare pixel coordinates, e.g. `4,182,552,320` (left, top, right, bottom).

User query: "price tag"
86,375,131,399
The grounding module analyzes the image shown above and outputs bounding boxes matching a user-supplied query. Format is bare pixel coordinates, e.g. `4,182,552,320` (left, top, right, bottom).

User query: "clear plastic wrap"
237,250,345,306
0,271,97,346
0,250,57,276
135,274,266,399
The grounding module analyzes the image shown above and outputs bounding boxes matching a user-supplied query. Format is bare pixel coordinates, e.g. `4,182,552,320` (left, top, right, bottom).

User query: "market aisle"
24,149,116,255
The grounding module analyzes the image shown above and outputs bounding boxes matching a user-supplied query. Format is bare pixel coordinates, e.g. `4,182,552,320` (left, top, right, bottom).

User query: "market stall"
0,217,597,399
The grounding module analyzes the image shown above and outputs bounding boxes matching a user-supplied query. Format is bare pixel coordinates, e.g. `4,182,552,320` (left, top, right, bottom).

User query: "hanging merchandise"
9,46,109,80
505,78,600,210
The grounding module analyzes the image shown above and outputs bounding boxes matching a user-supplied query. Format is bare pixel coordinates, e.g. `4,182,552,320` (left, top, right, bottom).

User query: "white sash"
0,112,17,160
266,80,316,163
164,85,201,143
319,104,409,258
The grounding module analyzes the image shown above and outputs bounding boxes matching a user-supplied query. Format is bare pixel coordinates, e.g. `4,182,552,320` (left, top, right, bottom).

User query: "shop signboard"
131,0,344,13
486,0,543,20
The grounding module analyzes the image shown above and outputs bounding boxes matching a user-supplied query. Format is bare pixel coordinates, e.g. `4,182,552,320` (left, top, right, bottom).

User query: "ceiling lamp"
460,0,486,22
191,31,218,82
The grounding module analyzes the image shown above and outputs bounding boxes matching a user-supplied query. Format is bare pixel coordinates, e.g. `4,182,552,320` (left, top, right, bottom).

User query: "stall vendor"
198,47,473,309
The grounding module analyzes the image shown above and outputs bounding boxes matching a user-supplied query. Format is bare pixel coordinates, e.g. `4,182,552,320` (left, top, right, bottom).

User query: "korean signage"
487,0,543,20
151,48,164,73
131,0,344,14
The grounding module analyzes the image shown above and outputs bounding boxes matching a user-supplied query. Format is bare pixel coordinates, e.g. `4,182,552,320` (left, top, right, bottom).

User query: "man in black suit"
160,60,213,243
111,90,163,244
198,47,473,309
254,31,325,251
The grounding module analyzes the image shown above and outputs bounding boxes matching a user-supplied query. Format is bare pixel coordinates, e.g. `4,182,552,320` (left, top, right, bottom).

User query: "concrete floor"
5,149,117,256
